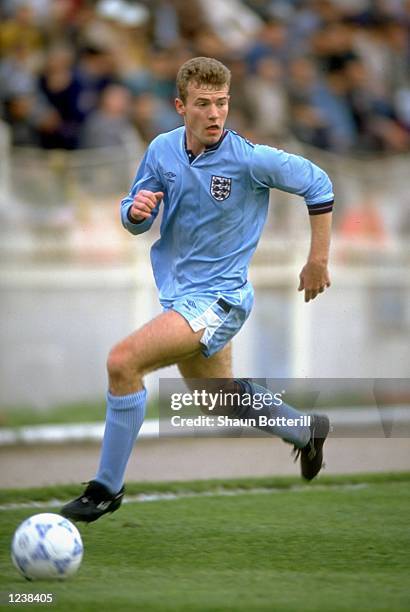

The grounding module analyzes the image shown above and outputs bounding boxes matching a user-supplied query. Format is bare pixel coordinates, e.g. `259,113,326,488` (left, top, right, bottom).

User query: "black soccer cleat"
293,415,330,481
61,480,125,523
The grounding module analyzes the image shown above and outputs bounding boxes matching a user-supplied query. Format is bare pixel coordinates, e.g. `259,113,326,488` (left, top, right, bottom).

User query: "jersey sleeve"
120,142,165,235
249,144,334,214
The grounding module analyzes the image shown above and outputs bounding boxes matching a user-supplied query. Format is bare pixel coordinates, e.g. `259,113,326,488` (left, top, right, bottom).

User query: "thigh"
117,309,203,376
177,342,233,382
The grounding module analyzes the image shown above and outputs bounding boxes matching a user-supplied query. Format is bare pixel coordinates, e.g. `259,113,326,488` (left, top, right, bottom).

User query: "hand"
129,190,164,222
298,260,331,303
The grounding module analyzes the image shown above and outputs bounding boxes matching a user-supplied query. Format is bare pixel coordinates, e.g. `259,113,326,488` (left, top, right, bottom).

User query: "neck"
184,128,225,156
185,129,205,156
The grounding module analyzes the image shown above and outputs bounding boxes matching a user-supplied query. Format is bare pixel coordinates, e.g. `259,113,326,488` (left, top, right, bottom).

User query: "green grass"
1,473,409,611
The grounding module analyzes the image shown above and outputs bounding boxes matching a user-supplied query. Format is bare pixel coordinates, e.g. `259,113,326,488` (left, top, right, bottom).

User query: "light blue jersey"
121,127,334,304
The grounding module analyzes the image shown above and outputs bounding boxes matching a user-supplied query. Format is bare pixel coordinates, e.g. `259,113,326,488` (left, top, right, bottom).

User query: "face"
175,81,229,154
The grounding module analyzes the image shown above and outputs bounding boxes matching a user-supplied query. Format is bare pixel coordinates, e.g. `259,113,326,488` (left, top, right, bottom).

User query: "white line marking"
0,483,368,512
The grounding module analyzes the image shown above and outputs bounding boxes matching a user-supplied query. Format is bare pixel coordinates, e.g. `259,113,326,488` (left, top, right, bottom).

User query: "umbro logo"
164,171,176,182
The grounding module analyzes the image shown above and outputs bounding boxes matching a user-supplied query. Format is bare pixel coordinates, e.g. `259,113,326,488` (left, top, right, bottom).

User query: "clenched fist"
129,190,164,222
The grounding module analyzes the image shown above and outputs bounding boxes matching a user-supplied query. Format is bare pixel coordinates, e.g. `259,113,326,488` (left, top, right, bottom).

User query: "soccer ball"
11,513,83,580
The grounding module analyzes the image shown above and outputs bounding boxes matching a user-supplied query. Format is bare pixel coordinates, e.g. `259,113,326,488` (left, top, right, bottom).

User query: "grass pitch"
0,473,409,611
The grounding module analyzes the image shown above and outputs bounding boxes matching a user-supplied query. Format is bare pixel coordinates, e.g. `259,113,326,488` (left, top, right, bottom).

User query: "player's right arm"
128,189,164,222
120,144,165,235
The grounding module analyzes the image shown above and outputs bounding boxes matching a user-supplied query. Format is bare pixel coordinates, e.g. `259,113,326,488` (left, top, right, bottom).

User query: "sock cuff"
106,387,147,410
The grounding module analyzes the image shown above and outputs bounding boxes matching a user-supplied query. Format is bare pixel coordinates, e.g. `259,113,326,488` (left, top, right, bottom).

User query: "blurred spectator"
0,3,44,60
287,56,335,149
171,0,209,41
383,20,410,93
395,87,410,131
245,19,289,72
287,56,320,106
41,0,84,48
192,29,230,59
0,43,38,102
226,54,254,129
37,45,85,149
2,91,58,147
131,91,181,143
311,20,359,73
76,45,118,118
352,18,405,99
79,83,141,149
345,58,409,152
245,56,288,141
313,69,358,152
151,1,179,48
289,102,333,150
124,48,177,101
140,0,208,47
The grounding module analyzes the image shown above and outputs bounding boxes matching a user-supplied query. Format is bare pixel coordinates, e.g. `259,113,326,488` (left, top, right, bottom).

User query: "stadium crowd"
0,0,409,154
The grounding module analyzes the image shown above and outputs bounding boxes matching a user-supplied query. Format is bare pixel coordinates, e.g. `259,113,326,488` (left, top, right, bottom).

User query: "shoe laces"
79,481,103,503
292,418,317,462
291,440,317,462
291,446,301,462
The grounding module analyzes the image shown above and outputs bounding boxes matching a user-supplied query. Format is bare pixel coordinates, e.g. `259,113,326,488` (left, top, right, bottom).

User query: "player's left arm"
249,144,335,302
298,211,332,303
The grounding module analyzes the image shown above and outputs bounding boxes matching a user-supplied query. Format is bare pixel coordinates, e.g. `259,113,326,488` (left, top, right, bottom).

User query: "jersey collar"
184,129,228,163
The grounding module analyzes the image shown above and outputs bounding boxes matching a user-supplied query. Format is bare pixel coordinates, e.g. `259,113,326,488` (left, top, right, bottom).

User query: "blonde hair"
176,57,231,102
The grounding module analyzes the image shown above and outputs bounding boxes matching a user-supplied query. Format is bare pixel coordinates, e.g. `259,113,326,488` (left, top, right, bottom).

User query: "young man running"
62,57,334,523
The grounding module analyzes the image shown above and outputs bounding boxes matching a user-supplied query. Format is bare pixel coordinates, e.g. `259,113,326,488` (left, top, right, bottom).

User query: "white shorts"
161,282,254,357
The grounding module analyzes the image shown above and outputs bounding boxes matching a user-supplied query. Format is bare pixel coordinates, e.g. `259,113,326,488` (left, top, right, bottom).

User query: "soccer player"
62,57,334,523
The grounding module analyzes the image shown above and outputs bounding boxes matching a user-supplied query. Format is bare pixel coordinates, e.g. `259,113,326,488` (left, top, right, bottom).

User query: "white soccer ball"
11,513,83,580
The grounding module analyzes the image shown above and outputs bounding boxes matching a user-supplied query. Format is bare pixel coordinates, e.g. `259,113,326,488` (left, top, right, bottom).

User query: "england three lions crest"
210,175,232,201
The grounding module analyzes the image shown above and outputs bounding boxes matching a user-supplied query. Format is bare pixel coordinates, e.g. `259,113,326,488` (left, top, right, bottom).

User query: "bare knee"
107,342,141,390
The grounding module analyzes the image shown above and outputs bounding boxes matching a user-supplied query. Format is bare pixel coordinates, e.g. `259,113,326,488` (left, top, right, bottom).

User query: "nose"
208,104,219,120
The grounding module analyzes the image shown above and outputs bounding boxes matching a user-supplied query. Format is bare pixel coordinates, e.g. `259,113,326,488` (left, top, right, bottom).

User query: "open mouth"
206,125,220,132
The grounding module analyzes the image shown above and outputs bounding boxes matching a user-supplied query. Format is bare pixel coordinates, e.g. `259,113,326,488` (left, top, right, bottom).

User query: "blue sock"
236,380,311,448
95,388,146,494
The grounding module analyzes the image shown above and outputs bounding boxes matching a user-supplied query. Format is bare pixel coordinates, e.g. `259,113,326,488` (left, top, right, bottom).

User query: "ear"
175,97,185,116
